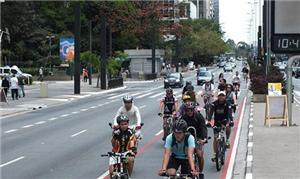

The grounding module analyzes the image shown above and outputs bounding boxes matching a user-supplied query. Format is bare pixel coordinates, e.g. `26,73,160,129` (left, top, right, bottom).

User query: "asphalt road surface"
1,61,249,179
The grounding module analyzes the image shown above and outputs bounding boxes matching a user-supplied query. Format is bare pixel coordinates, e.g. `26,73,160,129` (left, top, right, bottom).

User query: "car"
188,61,195,70
218,61,225,68
196,67,207,74
164,72,184,88
278,64,286,71
294,69,300,78
197,71,214,85
224,63,233,72
230,62,236,68
0,65,33,84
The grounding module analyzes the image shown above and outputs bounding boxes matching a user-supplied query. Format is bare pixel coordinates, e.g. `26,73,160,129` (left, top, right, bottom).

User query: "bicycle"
212,126,227,171
160,173,198,179
186,127,210,179
159,113,174,140
243,72,248,84
232,80,240,100
101,151,135,179
202,93,213,122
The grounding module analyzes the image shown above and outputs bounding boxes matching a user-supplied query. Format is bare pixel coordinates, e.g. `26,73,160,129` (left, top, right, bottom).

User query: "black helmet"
123,95,133,103
184,102,195,110
166,87,173,94
173,119,188,132
117,114,129,124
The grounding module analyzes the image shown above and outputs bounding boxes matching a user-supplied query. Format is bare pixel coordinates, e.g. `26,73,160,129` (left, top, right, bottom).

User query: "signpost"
270,0,300,126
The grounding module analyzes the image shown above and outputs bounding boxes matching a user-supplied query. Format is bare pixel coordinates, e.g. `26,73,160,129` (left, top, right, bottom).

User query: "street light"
46,35,55,57
0,27,10,67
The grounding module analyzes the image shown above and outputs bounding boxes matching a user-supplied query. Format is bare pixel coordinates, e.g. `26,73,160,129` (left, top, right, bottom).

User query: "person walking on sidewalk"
18,76,25,98
38,67,44,81
1,76,10,97
10,74,19,100
82,68,88,82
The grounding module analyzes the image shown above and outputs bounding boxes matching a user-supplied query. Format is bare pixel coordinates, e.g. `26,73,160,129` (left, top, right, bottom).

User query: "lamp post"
0,28,10,67
46,35,55,58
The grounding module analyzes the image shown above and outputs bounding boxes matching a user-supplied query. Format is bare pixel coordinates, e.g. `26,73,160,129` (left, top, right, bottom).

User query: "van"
0,65,33,84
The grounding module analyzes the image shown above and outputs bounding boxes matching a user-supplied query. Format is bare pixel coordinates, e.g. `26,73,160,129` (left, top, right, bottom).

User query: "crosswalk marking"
136,92,155,99
108,93,128,100
149,92,164,98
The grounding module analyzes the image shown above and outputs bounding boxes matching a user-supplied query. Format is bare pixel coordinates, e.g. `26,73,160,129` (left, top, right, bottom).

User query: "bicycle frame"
213,126,227,171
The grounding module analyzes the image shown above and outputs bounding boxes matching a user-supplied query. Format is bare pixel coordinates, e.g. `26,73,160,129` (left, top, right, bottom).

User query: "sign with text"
268,83,282,96
60,37,74,62
271,0,300,53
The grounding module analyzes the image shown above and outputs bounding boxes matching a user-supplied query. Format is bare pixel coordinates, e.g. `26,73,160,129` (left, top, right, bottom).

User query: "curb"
245,96,254,179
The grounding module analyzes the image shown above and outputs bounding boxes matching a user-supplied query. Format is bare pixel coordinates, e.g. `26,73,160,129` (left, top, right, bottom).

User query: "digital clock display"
272,35,300,53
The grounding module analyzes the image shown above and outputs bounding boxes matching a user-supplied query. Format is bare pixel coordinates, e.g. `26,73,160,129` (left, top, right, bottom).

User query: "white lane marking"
71,130,87,138
72,111,79,114
35,121,46,125
22,125,34,128
98,104,104,107
248,132,253,137
0,156,25,168
4,129,18,134
106,93,116,97
108,93,128,100
149,92,164,98
136,92,155,99
105,101,110,105
248,142,253,148
247,155,253,162
139,105,147,109
48,117,58,121
155,129,163,136
97,170,109,179
131,92,142,96
294,97,300,104
249,124,253,128
245,173,253,179
90,106,97,109
60,114,70,118
44,98,70,102
294,90,300,97
225,97,247,179
80,109,88,112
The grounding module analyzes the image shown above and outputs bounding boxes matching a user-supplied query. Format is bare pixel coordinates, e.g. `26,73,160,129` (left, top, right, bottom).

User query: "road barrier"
108,77,123,89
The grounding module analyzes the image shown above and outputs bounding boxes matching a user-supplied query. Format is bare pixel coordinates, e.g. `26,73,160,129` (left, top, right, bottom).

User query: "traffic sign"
271,0,300,53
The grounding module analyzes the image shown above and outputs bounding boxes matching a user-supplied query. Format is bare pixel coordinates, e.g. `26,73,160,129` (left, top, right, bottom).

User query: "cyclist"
113,95,142,138
176,94,192,118
181,102,208,177
225,84,237,123
242,66,249,82
158,119,198,177
211,91,231,161
184,85,197,103
232,71,241,93
110,114,136,178
201,79,215,103
218,78,227,91
159,88,179,140
182,81,193,95
218,73,224,83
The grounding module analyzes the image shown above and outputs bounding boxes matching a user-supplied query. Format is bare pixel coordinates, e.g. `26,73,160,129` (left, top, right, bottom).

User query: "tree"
80,51,100,72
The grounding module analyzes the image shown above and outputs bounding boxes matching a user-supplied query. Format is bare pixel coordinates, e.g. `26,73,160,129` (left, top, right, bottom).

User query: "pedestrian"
10,74,19,100
38,67,43,81
1,76,10,97
83,68,88,82
18,76,25,98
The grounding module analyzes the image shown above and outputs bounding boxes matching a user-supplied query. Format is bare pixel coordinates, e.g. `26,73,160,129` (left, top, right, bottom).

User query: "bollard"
40,82,48,98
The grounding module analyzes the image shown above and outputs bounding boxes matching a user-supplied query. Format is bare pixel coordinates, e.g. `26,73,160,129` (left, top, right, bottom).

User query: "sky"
220,0,259,44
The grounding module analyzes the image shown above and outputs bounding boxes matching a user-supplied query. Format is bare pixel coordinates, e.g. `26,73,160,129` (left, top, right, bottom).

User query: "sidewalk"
0,79,126,118
252,103,300,179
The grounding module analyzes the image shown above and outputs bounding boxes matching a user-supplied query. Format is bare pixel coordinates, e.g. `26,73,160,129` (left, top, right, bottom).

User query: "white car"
0,65,33,84
224,63,233,72
230,62,236,68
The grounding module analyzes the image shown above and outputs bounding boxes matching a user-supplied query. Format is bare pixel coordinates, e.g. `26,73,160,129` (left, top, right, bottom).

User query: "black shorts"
214,120,228,134
167,155,190,174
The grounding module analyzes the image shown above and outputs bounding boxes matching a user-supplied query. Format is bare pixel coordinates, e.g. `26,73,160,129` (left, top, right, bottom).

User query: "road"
1,61,249,179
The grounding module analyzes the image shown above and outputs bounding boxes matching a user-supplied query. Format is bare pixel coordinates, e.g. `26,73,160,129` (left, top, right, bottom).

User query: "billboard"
60,37,74,61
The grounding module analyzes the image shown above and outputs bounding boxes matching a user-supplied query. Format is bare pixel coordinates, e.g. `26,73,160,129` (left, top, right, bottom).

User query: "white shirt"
113,104,141,127
39,68,43,75
10,77,18,89
232,75,241,82
202,83,215,94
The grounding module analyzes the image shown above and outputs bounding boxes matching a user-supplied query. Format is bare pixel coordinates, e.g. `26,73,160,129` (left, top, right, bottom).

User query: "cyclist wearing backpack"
226,84,237,122
181,102,208,177
158,120,198,177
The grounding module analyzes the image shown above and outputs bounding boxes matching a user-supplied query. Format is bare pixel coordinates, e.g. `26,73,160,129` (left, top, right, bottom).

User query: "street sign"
271,0,300,53
268,83,282,96
265,95,288,127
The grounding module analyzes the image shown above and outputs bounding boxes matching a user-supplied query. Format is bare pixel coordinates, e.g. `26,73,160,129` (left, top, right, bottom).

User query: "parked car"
164,72,184,88
224,63,233,72
197,71,214,85
188,61,195,70
0,65,33,84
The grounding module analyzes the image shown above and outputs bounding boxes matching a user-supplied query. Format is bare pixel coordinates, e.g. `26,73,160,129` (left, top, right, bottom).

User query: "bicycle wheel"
215,141,222,171
220,138,226,165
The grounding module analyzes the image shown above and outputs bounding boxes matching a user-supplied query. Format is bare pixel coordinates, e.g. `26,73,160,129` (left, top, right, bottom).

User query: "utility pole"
151,27,156,75
88,20,92,85
74,2,81,94
100,16,107,90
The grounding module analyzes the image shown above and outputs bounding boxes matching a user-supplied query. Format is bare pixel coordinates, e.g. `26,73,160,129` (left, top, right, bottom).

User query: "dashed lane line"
72,111,79,114
139,105,147,109
22,125,34,128
90,106,97,109
136,92,155,99
71,130,87,138
80,109,89,112
60,114,70,118
35,121,46,125
149,92,164,98
108,93,128,100
0,156,25,168
48,117,58,121
4,129,18,134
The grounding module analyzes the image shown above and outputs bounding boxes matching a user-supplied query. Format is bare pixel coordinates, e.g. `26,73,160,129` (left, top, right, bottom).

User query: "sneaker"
211,153,216,162
226,140,230,149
